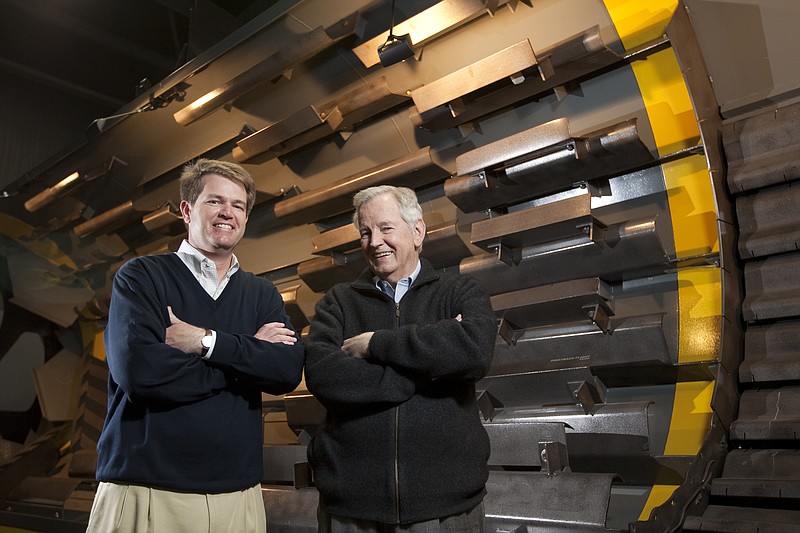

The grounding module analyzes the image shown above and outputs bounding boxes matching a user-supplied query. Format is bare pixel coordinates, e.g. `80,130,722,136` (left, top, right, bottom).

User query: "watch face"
202,331,213,349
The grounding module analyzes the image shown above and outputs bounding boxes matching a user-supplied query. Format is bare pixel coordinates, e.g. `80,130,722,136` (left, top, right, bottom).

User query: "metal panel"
284,390,327,434
481,353,604,409
484,470,614,531
461,216,669,291
742,251,800,322
297,253,365,293
262,445,308,485
456,117,570,177
279,284,309,331
484,421,567,467
730,387,800,441
736,181,800,259
498,401,651,440
233,77,409,162
410,39,539,114
723,99,800,194
262,487,318,533
234,106,329,162
740,320,800,384
352,0,529,68
311,224,361,255
174,13,365,126
489,313,673,380
470,192,601,264
683,505,800,533
711,448,800,500
446,119,653,212
273,148,451,225
490,277,614,339
411,26,626,133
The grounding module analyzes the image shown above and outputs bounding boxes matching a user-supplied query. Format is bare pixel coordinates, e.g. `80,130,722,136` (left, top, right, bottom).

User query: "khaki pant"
86,482,266,533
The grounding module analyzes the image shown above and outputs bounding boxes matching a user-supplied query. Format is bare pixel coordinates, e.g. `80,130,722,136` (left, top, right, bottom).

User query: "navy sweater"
96,253,304,493
305,259,497,524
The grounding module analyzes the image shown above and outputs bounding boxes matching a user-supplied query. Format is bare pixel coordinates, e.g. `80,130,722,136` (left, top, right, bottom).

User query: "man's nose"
369,233,383,247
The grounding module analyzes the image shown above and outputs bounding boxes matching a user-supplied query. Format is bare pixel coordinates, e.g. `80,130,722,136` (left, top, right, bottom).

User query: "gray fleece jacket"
305,259,497,524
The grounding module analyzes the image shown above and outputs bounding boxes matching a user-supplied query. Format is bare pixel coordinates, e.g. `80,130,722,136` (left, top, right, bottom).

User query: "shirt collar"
375,259,421,299
176,239,240,276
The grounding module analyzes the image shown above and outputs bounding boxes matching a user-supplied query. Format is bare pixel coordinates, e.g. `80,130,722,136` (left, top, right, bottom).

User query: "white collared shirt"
176,240,240,300
375,260,421,303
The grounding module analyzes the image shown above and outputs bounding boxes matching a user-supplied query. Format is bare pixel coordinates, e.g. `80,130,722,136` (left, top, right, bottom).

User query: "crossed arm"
341,314,461,359
165,305,297,355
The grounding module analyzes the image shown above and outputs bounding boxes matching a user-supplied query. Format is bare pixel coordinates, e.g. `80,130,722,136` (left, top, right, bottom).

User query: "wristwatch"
200,329,214,356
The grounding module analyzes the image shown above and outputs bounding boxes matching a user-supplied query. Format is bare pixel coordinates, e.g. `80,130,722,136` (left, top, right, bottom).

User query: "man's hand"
166,306,205,355
342,332,374,359
255,322,297,345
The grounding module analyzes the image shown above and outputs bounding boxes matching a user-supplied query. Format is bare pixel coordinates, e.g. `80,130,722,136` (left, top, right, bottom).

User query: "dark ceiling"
1,0,278,110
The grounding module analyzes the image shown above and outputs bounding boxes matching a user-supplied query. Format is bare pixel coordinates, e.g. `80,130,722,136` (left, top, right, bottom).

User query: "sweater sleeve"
105,259,229,405
369,276,497,381
203,282,305,396
304,289,418,413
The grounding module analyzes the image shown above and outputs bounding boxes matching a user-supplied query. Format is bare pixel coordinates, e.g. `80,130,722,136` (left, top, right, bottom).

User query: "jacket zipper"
394,302,400,524
394,301,401,523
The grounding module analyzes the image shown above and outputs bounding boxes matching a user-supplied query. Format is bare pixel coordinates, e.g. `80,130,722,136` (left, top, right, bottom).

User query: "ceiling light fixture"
377,0,415,67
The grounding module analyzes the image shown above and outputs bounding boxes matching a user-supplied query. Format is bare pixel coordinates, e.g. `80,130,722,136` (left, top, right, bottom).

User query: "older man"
88,159,304,533
305,185,497,533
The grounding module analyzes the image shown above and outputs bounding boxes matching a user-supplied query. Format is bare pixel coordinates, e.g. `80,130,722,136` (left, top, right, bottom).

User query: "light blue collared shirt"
375,260,421,303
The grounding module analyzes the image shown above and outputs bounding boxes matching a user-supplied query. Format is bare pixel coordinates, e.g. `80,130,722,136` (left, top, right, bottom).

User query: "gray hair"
352,185,423,230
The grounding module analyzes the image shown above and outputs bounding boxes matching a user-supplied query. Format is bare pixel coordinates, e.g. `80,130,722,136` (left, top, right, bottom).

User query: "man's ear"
179,200,191,224
413,218,426,248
